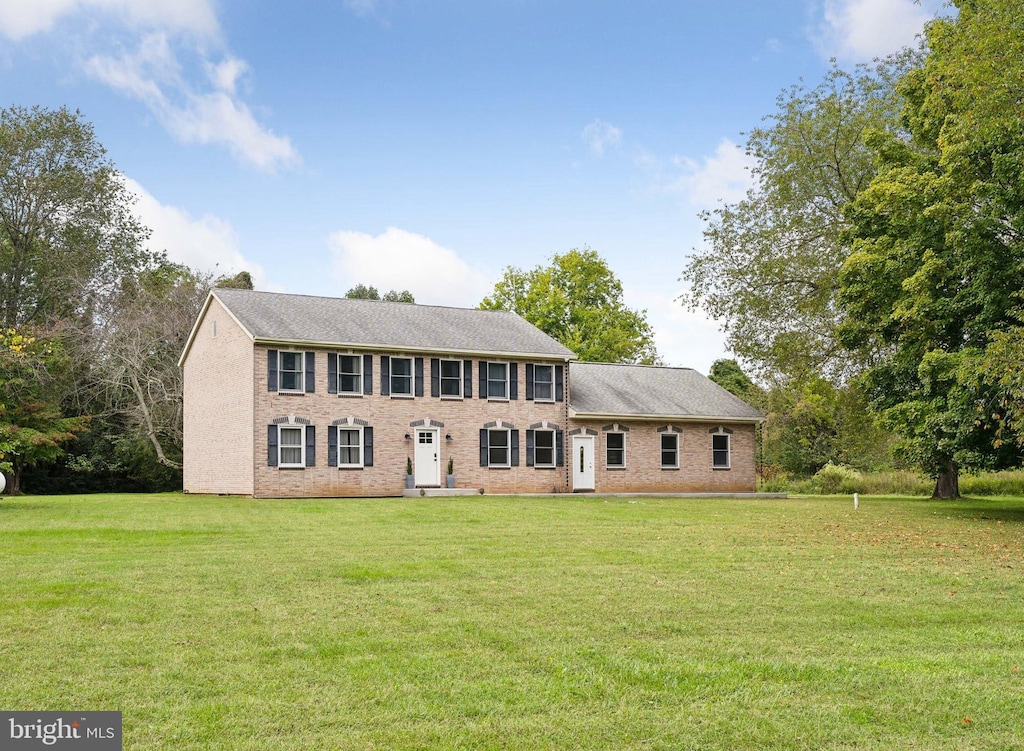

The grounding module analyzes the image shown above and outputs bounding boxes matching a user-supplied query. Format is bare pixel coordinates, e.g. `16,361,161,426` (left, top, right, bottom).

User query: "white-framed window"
279,351,304,392
338,426,363,467
661,433,679,468
533,364,554,401
534,429,555,468
712,432,731,469
487,362,508,400
339,355,362,395
440,359,463,397
606,432,625,468
488,428,510,467
391,356,413,395
279,425,305,467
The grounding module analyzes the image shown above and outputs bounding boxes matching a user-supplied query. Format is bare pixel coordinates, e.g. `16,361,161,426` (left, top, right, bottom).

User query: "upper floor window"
279,351,304,392
339,355,362,395
533,365,554,402
391,356,413,396
440,359,463,397
487,362,508,400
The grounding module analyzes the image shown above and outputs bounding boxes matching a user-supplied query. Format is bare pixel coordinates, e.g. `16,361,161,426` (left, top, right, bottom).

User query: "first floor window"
487,362,508,399
488,429,510,467
338,428,362,467
279,351,304,392
534,430,555,467
440,359,462,397
533,364,554,401
391,356,413,395
712,433,731,469
279,426,304,467
661,433,679,468
339,355,361,394
606,432,625,468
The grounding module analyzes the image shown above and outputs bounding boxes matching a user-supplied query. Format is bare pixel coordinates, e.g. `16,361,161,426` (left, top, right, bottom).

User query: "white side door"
572,435,595,491
414,428,440,487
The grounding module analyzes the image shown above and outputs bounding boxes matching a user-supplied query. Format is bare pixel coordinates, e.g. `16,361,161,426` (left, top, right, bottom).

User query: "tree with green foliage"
0,328,88,494
681,56,914,381
345,284,415,303
215,270,254,290
708,359,761,403
838,0,1024,498
0,105,151,329
480,248,659,364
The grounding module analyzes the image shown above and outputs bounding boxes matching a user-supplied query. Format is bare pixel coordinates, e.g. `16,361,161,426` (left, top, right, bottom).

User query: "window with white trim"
661,433,679,468
712,433,731,469
488,428,510,467
338,427,363,467
487,362,508,399
606,432,625,468
440,359,463,397
279,425,305,467
339,355,362,395
534,429,555,467
533,364,554,401
279,351,304,392
391,356,413,395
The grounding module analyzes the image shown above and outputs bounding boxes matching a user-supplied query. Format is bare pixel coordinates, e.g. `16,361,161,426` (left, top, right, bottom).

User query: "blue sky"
1,0,948,371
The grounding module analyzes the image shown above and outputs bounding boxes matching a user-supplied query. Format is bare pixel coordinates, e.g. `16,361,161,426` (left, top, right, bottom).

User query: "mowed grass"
1,493,1022,749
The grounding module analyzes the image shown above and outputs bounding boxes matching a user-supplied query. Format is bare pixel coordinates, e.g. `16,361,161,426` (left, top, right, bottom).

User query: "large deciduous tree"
480,248,659,364
838,0,1024,498
0,105,150,328
681,57,913,381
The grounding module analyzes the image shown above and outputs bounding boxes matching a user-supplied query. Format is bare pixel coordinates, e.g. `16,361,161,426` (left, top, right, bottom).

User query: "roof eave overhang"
252,337,575,362
569,410,765,424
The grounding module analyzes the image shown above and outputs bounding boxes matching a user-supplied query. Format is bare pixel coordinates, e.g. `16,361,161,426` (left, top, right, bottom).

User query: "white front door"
414,428,440,487
572,435,595,492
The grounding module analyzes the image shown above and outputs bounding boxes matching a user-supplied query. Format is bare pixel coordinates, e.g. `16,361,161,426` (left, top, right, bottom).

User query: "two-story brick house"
180,289,763,497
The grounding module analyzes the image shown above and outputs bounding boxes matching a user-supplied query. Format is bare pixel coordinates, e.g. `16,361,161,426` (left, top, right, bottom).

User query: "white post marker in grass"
854,492,859,510
0,472,5,494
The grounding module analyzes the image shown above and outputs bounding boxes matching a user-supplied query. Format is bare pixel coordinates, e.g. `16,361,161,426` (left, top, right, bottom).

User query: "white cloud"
125,177,269,289
0,0,218,41
814,0,945,61
85,35,299,171
669,139,756,209
328,227,492,307
581,119,623,157
629,286,729,373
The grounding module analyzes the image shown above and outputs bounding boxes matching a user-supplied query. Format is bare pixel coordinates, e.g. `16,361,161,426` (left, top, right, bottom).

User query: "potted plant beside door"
446,457,455,489
405,457,414,489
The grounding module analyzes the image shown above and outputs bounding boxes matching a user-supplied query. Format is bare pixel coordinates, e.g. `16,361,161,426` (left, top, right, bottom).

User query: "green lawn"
1,493,1022,749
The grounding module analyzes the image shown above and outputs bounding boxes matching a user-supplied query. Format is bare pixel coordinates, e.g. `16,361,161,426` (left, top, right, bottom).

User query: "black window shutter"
463,360,473,398
364,427,374,467
525,429,535,467
267,349,278,391
363,354,373,395
381,356,391,395
430,358,440,397
415,357,424,397
510,363,518,400
305,426,316,467
556,429,564,467
479,360,488,399
327,425,338,467
327,353,338,394
479,429,489,466
267,425,278,466
511,430,520,466
305,352,315,393
525,364,534,401
555,365,564,402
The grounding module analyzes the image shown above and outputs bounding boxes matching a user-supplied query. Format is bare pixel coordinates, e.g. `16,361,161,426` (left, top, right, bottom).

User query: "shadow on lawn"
937,498,1024,524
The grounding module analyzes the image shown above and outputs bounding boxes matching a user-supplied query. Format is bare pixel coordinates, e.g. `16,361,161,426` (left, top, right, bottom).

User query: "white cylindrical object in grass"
854,492,859,510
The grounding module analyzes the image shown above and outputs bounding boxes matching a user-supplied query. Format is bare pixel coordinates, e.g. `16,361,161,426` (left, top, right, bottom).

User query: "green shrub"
960,470,1024,497
811,463,864,495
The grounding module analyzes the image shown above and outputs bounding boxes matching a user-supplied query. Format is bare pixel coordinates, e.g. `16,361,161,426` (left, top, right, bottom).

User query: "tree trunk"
932,459,960,499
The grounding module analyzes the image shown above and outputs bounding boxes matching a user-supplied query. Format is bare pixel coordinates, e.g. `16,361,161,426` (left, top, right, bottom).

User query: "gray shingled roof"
569,361,764,422
212,289,576,359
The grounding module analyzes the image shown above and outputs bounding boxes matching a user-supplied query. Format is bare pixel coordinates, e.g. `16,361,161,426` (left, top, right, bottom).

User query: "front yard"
1,492,1021,749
